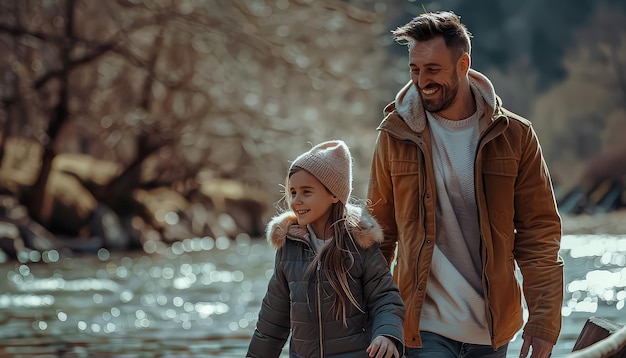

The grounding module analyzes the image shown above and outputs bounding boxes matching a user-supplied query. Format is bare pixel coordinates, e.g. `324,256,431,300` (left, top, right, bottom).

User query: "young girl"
247,140,405,358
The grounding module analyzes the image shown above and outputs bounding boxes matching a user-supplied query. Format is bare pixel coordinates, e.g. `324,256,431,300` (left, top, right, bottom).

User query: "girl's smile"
288,169,338,240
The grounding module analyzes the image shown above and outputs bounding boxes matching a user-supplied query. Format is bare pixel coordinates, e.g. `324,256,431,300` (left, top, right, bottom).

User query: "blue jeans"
406,331,508,358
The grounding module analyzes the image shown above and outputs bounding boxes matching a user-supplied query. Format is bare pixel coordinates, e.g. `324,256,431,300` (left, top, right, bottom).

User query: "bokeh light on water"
0,233,275,357
560,235,626,317
0,233,624,357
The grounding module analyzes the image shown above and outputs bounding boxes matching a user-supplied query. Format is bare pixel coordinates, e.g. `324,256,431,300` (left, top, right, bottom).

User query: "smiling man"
367,11,564,358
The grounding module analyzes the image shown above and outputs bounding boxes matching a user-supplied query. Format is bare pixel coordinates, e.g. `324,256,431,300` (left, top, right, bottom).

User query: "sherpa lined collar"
393,69,498,133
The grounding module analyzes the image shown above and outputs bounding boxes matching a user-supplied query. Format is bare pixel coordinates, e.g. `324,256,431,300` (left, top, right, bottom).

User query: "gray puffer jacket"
247,205,405,358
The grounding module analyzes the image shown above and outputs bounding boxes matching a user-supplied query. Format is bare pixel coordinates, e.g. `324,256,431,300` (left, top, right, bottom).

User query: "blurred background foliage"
0,0,625,251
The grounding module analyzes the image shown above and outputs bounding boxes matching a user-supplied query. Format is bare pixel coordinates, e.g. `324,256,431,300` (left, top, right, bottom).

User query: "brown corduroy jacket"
367,92,563,350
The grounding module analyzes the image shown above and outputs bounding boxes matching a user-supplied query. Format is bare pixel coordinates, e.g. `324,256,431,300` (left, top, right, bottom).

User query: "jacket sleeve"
513,125,564,344
362,244,405,354
367,131,399,266
246,249,291,358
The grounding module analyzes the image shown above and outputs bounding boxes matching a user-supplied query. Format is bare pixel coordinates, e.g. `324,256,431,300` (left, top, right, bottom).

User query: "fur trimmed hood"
265,204,383,250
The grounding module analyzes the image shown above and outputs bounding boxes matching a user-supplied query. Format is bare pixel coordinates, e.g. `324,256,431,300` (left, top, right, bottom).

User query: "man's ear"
458,53,471,75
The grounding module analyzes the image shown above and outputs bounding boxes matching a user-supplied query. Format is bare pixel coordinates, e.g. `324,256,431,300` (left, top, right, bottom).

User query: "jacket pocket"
390,159,422,221
482,158,518,219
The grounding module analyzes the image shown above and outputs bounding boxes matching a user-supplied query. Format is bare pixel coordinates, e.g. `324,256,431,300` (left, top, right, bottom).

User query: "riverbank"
562,210,626,235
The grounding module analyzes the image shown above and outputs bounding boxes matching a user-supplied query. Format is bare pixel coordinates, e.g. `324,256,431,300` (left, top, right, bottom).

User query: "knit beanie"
289,140,352,204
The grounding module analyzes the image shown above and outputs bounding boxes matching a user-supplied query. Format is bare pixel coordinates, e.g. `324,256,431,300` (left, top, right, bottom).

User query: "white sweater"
419,107,491,345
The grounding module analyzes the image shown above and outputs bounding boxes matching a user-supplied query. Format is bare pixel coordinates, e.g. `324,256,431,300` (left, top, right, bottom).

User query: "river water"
0,233,624,357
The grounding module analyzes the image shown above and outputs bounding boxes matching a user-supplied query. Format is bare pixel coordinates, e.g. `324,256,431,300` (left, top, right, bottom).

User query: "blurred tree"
382,0,626,112
530,5,626,188
0,0,388,239
3,0,624,244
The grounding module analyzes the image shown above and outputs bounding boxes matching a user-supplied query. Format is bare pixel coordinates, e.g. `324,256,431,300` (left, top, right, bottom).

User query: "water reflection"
0,234,273,357
560,235,626,317
0,234,624,357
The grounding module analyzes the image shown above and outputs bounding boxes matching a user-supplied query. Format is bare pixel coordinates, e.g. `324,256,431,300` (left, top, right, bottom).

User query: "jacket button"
418,286,423,291
426,240,431,244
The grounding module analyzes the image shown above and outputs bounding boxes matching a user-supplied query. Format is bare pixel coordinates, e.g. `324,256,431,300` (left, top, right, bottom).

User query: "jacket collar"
266,204,383,250
390,69,500,134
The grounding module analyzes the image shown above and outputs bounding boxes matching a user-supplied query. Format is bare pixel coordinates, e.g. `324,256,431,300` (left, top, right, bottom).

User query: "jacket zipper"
475,115,507,347
413,139,430,331
417,145,428,286
317,260,324,357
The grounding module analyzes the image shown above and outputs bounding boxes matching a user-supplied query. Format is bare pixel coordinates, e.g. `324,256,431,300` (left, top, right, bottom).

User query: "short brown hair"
392,11,472,58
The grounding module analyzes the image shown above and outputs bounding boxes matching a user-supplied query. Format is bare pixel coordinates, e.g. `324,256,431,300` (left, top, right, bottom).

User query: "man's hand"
366,335,399,358
519,334,553,358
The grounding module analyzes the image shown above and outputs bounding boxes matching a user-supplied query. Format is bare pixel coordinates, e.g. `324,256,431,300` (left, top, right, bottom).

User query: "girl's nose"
291,194,302,205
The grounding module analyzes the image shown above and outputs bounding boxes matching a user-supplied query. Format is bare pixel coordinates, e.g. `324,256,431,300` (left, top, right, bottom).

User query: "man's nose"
418,72,431,89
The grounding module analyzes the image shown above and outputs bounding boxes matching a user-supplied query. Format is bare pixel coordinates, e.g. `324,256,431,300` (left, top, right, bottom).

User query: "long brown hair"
283,167,364,325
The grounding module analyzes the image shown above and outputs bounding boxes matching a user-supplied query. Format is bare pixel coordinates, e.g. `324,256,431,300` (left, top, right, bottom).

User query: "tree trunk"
25,0,75,223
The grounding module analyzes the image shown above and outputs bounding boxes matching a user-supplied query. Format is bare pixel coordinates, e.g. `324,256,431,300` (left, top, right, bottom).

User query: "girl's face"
288,169,339,239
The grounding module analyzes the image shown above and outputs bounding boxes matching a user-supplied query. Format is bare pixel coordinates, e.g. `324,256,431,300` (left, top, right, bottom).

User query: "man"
367,11,563,358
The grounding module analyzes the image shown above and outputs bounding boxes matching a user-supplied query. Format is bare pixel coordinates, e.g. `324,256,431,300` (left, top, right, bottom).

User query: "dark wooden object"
571,316,626,357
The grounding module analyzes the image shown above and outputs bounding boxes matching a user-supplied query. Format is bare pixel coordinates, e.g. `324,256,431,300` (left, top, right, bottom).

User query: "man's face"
408,36,462,114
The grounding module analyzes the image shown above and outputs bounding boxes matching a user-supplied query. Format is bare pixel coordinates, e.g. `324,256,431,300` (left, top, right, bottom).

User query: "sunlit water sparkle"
0,234,624,357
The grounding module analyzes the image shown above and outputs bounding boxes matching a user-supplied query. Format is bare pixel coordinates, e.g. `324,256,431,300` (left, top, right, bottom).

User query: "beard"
420,70,460,114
